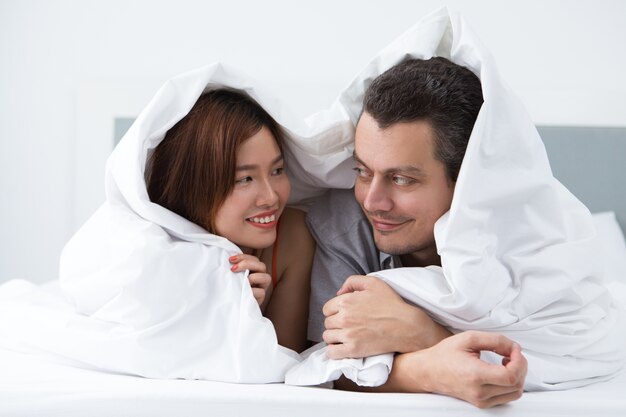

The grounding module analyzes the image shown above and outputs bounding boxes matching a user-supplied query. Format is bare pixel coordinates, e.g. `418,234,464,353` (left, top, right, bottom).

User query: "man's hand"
399,331,527,408
322,275,451,359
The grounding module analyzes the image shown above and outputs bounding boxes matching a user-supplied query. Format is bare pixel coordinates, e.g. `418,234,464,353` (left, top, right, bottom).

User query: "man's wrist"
401,306,427,352
407,308,452,352
391,350,434,393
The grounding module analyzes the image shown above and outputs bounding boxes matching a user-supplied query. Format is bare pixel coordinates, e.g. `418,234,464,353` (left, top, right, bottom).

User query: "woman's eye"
392,175,414,185
235,176,253,185
271,167,285,176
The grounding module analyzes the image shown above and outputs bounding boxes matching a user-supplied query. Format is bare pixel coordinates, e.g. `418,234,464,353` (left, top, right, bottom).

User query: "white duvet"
1,7,624,389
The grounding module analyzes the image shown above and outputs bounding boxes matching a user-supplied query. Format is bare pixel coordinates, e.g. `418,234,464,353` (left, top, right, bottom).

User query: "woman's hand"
229,254,272,306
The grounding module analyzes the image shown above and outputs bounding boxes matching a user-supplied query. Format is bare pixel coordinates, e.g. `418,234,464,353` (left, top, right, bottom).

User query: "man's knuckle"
468,374,485,394
474,400,489,409
467,373,482,386
464,331,480,345
326,346,338,360
343,310,358,325
322,301,333,316
349,338,360,351
506,372,518,386
324,317,331,329
345,342,358,358
338,295,351,308
344,327,358,340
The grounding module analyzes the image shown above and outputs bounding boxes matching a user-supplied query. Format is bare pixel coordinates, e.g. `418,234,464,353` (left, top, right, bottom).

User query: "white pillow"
592,211,626,284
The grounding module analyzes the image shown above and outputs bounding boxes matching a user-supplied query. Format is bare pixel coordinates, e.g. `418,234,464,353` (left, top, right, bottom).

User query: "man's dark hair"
362,57,483,181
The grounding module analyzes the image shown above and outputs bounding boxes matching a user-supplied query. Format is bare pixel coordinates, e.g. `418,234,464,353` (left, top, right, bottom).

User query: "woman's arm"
264,207,315,353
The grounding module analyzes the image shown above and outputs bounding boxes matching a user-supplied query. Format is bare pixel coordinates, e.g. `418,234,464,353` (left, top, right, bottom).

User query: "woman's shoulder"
273,207,315,284
277,207,315,256
280,206,305,224
279,207,310,240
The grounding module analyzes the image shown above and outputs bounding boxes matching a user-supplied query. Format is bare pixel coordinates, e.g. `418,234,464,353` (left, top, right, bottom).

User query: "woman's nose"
257,179,279,207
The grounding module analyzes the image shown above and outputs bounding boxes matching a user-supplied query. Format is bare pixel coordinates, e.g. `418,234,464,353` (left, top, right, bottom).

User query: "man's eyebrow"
352,152,369,170
388,165,425,176
353,151,425,176
236,154,283,171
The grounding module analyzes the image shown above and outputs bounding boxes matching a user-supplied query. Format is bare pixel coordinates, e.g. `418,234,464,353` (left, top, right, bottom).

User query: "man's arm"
334,331,527,409
322,275,451,358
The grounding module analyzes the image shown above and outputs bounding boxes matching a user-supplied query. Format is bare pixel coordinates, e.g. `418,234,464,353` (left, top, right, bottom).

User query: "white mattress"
1,347,625,417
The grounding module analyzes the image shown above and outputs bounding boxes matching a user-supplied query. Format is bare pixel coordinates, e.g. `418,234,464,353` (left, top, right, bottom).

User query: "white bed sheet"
2,347,624,417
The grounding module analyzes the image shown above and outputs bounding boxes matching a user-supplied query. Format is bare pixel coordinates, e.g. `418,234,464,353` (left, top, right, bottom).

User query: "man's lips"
369,217,410,232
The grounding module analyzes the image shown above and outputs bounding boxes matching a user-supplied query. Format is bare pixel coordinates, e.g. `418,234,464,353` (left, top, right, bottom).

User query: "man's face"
353,112,455,266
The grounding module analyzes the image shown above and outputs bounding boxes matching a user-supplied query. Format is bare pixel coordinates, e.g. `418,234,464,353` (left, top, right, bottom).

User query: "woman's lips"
246,212,278,229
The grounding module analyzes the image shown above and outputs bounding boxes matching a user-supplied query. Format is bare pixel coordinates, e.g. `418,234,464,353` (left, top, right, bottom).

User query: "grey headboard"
539,126,626,234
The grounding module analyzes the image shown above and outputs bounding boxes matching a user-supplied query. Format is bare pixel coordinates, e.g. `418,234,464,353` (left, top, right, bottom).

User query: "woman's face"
214,126,291,251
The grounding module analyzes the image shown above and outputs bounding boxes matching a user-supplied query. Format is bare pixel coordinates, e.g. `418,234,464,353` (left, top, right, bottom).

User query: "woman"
2,81,312,383
147,88,314,353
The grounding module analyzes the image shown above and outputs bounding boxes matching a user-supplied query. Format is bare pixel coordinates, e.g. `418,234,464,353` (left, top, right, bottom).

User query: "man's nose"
362,177,393,213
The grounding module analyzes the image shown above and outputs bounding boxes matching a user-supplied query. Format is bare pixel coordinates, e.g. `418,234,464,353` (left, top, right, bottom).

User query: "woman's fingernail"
231,264,237,272
229,256,237,262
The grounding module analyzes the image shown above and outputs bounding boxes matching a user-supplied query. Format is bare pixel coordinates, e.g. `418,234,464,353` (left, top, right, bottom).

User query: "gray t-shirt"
305,188,400,342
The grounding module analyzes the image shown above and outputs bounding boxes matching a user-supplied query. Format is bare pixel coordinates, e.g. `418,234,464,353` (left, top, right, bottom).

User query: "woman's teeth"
247,214,276,224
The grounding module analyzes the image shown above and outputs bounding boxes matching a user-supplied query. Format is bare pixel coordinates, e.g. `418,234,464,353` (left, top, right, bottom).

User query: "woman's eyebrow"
236,154,283,171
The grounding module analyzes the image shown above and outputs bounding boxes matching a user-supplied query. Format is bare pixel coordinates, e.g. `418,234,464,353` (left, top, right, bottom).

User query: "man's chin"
373,234,408,256
374,233,430,257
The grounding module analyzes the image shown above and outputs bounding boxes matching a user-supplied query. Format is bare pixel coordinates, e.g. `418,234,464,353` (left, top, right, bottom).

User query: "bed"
2,347,625,417
1,126,625,417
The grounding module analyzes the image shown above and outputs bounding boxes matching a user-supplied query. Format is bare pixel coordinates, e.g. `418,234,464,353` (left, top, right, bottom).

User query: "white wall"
1,0,625,283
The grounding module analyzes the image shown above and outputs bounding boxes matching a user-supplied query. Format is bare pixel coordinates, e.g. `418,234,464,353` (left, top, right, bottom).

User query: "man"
306,57,527,408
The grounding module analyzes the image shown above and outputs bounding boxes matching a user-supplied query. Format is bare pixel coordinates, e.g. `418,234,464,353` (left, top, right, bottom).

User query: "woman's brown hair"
147,88,284,233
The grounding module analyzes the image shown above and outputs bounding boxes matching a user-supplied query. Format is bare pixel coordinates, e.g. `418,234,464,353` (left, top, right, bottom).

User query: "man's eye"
352,167,369,178
235,176,253,185
392,175,414,185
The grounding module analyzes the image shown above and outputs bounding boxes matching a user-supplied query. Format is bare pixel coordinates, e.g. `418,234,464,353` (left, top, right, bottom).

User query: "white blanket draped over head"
0,30,355,384
0,7,624,388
